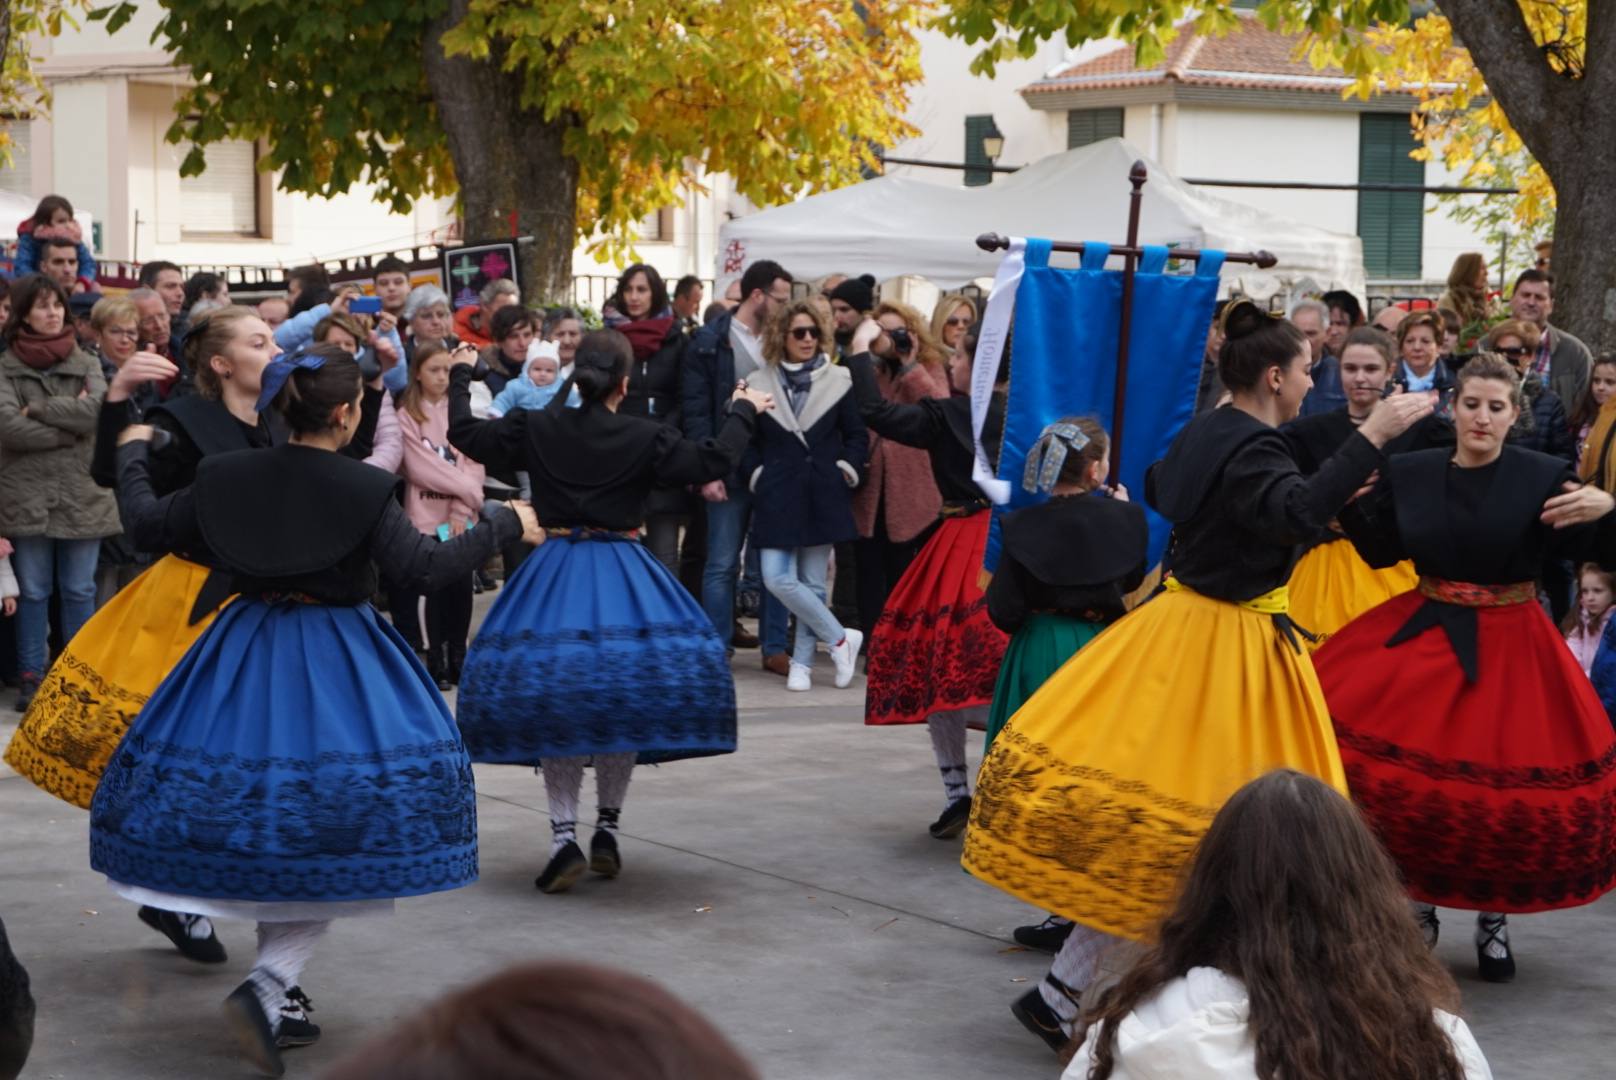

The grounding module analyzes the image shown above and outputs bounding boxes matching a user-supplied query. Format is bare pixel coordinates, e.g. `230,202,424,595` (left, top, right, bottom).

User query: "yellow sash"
1163,575,1290,615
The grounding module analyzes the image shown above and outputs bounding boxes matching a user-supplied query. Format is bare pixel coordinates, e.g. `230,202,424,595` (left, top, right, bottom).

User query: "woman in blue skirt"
448,329,773,894
97,346,539,1076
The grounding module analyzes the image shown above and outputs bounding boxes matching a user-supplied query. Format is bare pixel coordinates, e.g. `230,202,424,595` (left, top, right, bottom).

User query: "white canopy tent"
716,137,1364,301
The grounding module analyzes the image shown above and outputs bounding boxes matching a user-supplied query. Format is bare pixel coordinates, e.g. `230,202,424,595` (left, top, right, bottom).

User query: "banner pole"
1109,161,1148,488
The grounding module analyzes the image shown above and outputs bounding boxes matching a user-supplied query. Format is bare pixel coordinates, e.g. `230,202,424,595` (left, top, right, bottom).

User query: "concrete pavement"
2,634,1614,1077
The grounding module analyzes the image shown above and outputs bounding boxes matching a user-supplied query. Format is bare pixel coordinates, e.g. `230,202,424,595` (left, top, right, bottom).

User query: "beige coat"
0,347,120,539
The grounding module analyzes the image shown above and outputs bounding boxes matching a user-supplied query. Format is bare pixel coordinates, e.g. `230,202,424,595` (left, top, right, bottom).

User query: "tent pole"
1109,161,1148,488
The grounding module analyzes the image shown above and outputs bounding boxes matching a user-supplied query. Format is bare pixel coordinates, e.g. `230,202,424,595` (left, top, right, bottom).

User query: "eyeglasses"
1494,345,1531,358
945,316,972,328
789,326,821,342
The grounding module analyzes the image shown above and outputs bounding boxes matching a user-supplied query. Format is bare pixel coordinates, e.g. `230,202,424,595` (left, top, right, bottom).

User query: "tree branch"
1435,0,1576,169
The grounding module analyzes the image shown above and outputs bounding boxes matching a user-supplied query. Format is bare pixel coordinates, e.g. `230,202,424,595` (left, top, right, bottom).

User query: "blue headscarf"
255,349,327,413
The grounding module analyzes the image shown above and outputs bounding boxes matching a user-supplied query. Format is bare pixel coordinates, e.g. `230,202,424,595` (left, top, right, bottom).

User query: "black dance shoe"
139,906,227,964
223,981,284,1077
534,841,588,894
1014,915,1076,954
276,987,321,1049
1476,914,1515,983
1010,987,1070,1055
589,830,622,878
928,796,972,839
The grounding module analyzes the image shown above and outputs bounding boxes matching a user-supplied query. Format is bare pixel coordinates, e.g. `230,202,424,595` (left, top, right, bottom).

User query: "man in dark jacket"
683,260,793,670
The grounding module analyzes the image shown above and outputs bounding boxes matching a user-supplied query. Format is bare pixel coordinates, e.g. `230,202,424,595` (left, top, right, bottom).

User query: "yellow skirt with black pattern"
4,555,225,809
1286,536,1417,651
961,578,1347,941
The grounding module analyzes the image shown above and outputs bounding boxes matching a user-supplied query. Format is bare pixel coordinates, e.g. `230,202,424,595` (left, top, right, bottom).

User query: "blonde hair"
762,299,833,365
929,293,978,343
874,299,948,371
90,296,138,333
182,306,259,401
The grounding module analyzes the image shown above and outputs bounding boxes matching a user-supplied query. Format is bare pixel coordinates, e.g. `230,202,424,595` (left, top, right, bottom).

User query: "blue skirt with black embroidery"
89,599,477,915
456,533,736,766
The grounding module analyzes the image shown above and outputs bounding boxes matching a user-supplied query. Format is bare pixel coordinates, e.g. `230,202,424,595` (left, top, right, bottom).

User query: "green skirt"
983,612,1107,750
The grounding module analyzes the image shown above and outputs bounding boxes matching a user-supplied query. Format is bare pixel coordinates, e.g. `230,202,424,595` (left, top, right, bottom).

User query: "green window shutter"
964,115,991,187
1357,113,1424,279
1067,107,1124,150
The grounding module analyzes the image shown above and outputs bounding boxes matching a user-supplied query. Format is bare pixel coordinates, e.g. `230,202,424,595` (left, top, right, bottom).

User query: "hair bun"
1220,299,1270,342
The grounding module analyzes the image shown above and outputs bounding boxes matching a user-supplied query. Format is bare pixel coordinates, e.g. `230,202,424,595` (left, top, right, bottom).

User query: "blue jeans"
760,545,843,668
11,535,101,676
702,489,786,654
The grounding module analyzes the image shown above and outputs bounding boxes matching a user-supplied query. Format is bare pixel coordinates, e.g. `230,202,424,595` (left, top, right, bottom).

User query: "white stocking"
541,757,586,853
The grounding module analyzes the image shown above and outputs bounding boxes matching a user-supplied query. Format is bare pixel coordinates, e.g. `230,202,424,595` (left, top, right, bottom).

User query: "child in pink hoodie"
396,342,488,688
1565,563,1616,677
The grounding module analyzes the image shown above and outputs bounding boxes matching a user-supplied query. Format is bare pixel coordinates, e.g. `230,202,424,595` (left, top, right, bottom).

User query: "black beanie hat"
828,273,877,314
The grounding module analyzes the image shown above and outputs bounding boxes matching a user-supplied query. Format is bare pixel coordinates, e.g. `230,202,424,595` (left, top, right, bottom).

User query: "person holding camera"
743,299,868,691
850,302,947,638
845,318,1009,839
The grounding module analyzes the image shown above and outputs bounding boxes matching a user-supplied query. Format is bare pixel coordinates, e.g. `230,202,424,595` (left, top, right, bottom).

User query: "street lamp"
982,117,1005,164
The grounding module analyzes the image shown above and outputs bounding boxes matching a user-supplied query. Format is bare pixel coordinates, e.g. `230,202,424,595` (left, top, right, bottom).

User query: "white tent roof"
717,137,1364,300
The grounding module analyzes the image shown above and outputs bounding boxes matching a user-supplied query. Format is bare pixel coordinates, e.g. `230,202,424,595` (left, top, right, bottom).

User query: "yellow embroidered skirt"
1287,538,1417,651
4,555,223,809
961,582,1346,940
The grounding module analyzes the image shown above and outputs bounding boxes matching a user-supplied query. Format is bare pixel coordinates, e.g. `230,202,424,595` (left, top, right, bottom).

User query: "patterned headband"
255,349,328,413
1021,420,1092,495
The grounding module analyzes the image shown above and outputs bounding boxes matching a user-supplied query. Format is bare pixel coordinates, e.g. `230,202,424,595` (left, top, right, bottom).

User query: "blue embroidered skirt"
457,534,736,765
89,600,478,914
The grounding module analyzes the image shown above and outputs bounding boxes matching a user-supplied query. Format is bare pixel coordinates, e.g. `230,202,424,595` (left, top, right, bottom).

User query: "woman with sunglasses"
743,299,868,691
929,293,977,352
1485,320,1576,463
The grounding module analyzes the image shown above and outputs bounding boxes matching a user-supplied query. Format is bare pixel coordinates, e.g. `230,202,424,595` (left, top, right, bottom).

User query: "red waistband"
1417,577,1536,608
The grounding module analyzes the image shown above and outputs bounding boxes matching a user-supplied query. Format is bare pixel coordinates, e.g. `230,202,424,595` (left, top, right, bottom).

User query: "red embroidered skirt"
864,511,1007,726
1315,586,1616,913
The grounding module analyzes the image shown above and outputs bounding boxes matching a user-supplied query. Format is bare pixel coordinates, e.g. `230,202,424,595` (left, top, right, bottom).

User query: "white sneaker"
830,628,863,688
787,662,812,692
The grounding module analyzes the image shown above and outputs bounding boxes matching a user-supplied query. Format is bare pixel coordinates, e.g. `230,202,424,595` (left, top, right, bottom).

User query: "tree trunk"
421,0,578,304
1544,164,1616,354
1438,0,1616,350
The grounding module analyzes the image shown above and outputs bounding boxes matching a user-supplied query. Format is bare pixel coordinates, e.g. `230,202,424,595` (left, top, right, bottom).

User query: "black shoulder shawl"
1001,496,1149,587
193,445,400,576
1148,407,1273,523
147,394,266,458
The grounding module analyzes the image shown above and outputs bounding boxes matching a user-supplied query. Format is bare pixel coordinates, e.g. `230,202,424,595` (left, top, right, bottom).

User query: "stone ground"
2,599,1614,1078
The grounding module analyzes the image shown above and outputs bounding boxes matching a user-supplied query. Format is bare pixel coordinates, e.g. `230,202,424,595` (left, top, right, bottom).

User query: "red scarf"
9,325,76,370
619,316,674,361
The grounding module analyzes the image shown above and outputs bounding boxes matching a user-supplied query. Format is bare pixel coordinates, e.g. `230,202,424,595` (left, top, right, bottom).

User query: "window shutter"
1067,108,1123,150
179,139,260,236
1356,114,1424,279
964,115,991,187
0,118,31,197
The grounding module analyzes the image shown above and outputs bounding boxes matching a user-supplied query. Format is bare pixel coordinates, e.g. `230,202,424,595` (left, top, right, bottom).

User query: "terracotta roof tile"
1025,15,1353,95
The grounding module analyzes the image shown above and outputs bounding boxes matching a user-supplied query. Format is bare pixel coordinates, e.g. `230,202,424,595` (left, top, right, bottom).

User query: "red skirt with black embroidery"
864,511,1008,726
1315,589,1616,913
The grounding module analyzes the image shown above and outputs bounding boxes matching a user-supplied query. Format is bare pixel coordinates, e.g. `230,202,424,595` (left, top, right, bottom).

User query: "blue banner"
985,242,1223,574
